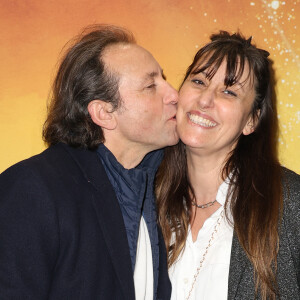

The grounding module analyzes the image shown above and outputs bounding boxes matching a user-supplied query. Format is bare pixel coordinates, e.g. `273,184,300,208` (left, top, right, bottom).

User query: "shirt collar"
96,144,164,191
216,176,230,206
97,144,163,173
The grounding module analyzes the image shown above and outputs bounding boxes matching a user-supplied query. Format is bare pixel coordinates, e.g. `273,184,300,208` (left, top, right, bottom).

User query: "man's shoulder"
2,143,97,172
0,143,110,211
0,143,99,187
1,144,68,176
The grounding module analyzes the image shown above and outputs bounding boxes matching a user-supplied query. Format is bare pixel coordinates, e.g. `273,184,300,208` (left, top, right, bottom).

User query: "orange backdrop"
1,0,299,173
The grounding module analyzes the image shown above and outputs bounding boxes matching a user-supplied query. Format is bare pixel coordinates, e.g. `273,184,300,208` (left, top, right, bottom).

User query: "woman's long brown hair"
156,31,282,299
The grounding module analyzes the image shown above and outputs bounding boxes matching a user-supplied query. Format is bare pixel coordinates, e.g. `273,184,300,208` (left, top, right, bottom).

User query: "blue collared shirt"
97,144,163,298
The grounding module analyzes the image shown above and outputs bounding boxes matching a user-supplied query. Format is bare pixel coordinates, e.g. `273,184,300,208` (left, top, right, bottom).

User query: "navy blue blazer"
0,143,171,299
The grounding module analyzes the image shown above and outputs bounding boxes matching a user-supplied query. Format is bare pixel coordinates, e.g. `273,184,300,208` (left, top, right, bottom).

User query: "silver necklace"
191,199,217,209
186,210,224,300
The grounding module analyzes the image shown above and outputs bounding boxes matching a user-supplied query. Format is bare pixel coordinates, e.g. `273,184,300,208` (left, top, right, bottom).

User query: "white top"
134,216,154,300
169,179,234,300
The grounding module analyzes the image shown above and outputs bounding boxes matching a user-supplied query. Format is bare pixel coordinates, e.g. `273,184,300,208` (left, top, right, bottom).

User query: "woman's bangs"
191,49,224,80
191,48,253,88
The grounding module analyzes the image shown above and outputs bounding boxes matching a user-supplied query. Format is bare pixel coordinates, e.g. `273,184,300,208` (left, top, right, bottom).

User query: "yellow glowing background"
1,0,299,173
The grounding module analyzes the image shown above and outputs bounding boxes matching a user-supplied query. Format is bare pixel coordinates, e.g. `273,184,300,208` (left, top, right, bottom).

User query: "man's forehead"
101,43,161,78
103,42,134,56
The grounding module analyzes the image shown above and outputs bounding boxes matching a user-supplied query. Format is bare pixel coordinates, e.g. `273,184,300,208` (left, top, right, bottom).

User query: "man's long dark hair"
43,25,135,149
156,31,282,299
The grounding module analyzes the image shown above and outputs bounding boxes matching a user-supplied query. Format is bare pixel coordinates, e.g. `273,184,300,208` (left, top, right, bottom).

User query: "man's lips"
167,114,177,121
187,112,217,128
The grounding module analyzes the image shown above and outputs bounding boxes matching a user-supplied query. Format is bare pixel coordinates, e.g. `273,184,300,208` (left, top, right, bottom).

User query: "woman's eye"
223,89,237,97
191,79,205,85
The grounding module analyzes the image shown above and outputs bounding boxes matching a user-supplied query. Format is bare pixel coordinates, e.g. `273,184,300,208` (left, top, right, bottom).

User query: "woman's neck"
186,148,227,204
186,148,227,241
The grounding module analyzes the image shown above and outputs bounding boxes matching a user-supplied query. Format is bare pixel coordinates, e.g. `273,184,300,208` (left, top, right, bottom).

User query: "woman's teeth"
188,114,217,127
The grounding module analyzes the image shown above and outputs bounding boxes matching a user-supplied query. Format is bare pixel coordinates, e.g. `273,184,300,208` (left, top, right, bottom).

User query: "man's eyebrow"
143,69,166,81
147,71,158,78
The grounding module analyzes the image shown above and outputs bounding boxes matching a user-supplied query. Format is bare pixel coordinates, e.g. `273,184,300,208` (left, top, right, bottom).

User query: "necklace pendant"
192,198,217,209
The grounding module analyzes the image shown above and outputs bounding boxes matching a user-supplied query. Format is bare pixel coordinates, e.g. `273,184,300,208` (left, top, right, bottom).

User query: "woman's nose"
198,89,215,110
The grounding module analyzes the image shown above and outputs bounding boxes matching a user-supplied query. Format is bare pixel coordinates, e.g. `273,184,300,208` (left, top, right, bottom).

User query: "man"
0,25,178,299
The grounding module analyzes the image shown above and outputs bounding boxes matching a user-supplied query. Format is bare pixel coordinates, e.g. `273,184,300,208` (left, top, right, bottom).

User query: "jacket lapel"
228,232,248,299
64,144,135,299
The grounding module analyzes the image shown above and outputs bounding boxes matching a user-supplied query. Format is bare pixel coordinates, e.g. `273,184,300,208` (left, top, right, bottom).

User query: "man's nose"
163,83,178,104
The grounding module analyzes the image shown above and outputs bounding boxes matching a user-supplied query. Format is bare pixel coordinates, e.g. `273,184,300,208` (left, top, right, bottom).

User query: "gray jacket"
228,168,300,299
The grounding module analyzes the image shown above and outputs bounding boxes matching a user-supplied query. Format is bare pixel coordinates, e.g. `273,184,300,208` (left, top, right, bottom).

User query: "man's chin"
164,134,180,147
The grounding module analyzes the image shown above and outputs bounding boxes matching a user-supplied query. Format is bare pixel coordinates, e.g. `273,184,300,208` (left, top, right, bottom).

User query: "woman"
156,31,300,300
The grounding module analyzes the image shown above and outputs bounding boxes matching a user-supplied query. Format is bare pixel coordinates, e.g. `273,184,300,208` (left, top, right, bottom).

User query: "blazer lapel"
228,233,248,299
64,145,135,299
91,177,135,299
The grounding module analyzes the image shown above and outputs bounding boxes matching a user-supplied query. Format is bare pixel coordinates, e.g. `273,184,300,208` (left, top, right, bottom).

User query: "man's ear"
88,100,117,130
243,110,260,136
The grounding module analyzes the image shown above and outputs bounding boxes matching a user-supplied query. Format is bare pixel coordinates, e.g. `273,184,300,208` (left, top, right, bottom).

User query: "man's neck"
103,141,152,169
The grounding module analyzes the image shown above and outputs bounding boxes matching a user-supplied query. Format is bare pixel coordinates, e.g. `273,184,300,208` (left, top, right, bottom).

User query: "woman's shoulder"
282,166,300,182
280,167,300,266
282,167,300,194
281,166,300,218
